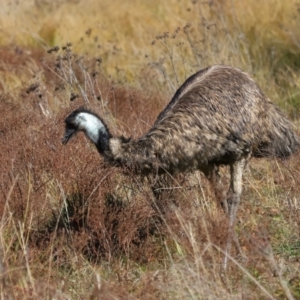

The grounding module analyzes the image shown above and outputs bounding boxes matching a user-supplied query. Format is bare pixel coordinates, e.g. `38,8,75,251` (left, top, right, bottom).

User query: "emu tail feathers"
254,106,300,158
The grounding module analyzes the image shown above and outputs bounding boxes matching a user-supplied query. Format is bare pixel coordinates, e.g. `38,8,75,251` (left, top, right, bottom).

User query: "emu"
62,65,299,269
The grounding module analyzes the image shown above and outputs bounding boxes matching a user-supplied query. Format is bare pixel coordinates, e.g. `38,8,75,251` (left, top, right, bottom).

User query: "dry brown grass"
0,44,299,299
1,0,300,299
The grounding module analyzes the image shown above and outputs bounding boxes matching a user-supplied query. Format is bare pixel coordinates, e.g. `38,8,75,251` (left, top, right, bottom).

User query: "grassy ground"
1,0,300,299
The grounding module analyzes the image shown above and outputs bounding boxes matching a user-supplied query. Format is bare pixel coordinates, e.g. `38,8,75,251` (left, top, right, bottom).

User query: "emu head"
62,108,110,146
62,110,80,145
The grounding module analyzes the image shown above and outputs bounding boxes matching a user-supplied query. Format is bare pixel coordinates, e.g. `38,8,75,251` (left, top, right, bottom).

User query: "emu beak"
62,127,77,145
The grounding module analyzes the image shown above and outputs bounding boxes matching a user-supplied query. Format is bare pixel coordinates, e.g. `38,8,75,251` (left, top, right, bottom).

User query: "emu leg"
223,156,248,270
206,165,227,209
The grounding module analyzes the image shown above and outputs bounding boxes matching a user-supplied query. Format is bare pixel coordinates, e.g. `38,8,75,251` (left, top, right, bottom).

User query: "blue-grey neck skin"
72,110,112,154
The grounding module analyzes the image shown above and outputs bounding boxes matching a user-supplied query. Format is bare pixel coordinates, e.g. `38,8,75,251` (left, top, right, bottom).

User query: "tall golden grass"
1,0,300,91
0,0,300,299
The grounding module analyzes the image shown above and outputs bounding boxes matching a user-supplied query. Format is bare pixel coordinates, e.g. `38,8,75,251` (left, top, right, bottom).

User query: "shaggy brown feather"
100,65,299,175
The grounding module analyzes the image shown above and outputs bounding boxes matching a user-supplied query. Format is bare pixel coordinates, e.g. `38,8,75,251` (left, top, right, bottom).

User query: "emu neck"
77,112,111,154
78,112,156,172
95,131,111,154
107,137,156,173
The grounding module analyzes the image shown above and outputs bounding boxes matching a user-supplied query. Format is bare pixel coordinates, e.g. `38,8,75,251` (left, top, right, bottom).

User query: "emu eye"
62,125,77,145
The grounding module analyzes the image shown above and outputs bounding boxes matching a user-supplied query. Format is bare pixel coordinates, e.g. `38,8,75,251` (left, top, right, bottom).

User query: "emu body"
62,65,299,269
